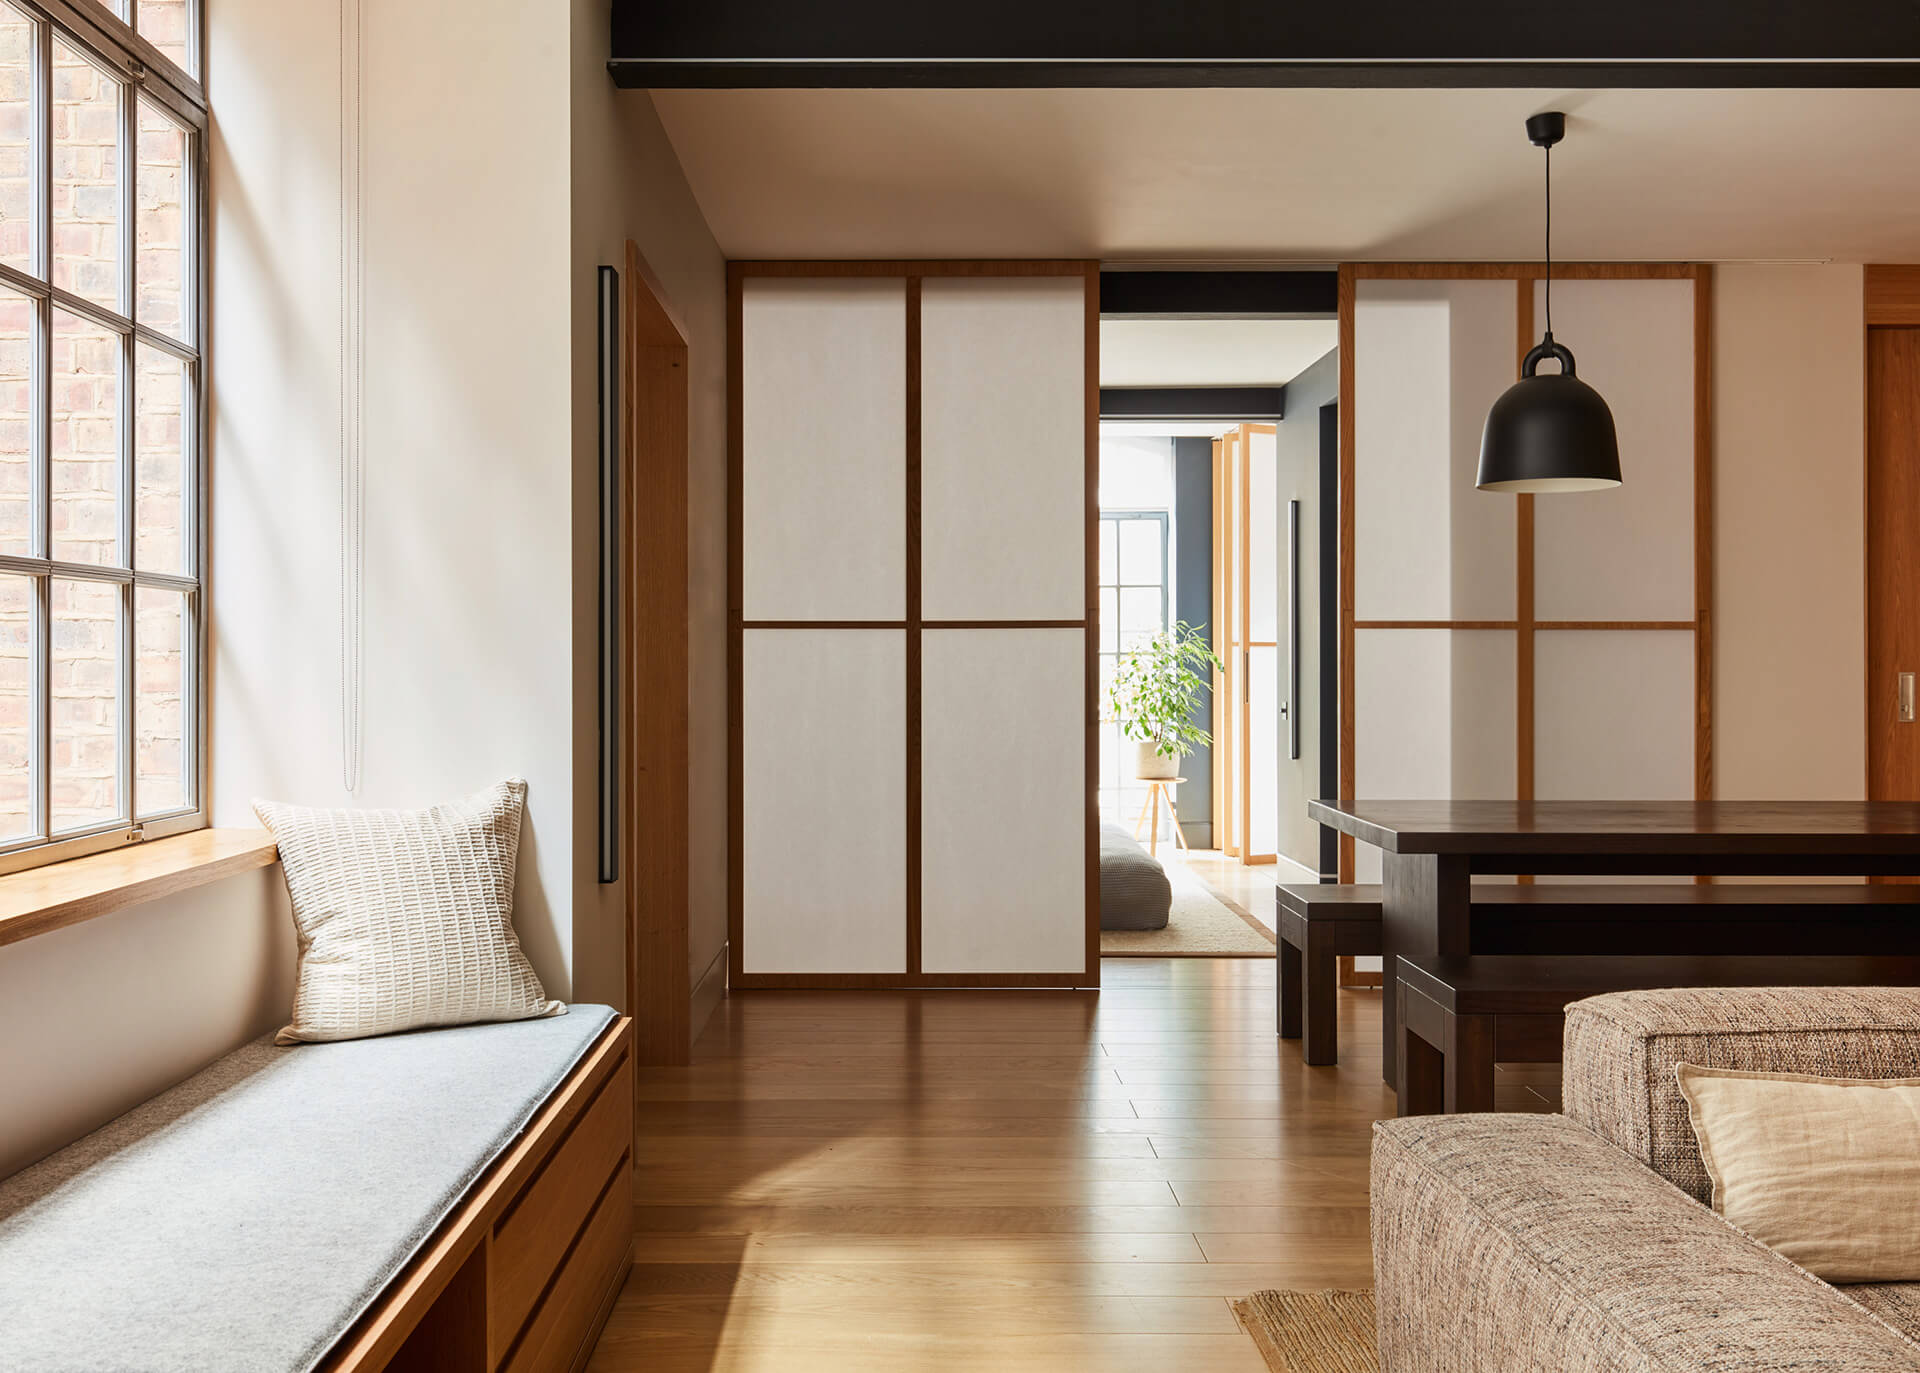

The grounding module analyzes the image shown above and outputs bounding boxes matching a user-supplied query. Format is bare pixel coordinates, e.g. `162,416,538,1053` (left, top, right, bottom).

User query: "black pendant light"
1476,112,1622,494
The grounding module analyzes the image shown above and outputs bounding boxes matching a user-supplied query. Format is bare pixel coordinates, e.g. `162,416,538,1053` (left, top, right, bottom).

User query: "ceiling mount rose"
1525,110,1565,149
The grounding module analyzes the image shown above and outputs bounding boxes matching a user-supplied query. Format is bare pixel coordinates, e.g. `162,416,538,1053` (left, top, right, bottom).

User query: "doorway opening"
1094,286,1339,955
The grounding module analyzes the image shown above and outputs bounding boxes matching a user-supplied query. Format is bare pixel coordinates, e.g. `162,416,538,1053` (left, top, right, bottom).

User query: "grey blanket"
0,1004,616,1373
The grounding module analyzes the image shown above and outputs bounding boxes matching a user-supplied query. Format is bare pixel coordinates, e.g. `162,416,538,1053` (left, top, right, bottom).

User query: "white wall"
0,868,294,1177
1713,264,1866,799
2,0,739,1179
207,0,575,991
568,1,730,1013
6,0,578,1179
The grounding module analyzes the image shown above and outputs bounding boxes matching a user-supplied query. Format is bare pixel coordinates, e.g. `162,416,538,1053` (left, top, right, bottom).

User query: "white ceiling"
1100,319,1338,386
1100,420,1240,438
649,87,1920,263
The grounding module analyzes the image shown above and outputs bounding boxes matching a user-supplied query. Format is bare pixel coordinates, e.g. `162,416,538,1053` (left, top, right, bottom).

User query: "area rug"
1231,1289,1379,1372
1101,857,1274,956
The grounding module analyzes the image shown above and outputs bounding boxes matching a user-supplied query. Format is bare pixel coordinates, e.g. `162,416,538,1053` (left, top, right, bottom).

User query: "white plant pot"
1133,741,1180,781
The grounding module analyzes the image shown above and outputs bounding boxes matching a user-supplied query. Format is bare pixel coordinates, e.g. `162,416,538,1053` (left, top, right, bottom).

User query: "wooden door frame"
622,242,693,1065
1864,266,1920,802
726,259,1101,990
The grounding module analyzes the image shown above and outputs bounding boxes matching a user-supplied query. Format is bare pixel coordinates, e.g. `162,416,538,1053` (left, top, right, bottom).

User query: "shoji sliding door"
1211,423,1280,865
731,263,1098,988
1338,265,1712,884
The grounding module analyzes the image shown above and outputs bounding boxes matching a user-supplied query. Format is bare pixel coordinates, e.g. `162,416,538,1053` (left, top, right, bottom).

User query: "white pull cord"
338,0,365,793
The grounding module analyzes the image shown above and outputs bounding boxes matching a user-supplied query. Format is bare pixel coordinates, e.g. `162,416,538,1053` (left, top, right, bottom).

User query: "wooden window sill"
0,829,279,951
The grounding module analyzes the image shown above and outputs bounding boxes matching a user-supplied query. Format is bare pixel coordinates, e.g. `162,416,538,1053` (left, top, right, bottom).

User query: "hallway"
592,958,1392,1371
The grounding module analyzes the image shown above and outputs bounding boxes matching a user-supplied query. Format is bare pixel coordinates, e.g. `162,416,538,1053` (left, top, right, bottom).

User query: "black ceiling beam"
610,1,1920,88
1101,387,1285,422
1100,271,1337,319
611,61,1920,90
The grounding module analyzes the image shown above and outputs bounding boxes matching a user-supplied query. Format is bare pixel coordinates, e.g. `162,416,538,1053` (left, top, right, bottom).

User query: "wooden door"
1868,326,1920,801
623,243,692,1064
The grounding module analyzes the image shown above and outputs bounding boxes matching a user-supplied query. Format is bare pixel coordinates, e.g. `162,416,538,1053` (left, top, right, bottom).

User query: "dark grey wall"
1173,436,1214,847
1273,347,1339,877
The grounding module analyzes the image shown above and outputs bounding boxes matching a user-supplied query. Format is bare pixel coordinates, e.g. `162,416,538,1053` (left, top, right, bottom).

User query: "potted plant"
1107,621,1224,782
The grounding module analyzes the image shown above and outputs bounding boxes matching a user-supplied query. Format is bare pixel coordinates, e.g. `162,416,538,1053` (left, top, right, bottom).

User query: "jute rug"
1231,1289,1379,1373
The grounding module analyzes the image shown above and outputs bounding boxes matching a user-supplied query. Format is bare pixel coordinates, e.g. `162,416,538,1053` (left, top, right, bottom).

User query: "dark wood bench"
1276,885,1384,1064
1396,954,1920,1115
1278,882,1920,1065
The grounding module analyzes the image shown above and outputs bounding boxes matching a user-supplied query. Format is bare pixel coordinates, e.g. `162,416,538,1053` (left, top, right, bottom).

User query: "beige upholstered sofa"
1371,987,1920,1371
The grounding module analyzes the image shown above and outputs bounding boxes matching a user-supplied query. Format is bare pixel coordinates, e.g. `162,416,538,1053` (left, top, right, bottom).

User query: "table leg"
1133,790,1153,840
1168,792,1189,851
1380,852,1472,1087
1147,786,1161,858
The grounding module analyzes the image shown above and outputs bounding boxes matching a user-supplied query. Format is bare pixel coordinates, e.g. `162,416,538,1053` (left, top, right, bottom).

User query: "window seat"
0,1006,634,1372
0,828,280,951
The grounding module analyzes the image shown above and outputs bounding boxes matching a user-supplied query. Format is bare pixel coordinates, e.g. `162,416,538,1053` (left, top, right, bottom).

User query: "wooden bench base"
1396,956,1920,1116
329,1016,636,1373
1281,882,1920,1068
1276,886,1384,1065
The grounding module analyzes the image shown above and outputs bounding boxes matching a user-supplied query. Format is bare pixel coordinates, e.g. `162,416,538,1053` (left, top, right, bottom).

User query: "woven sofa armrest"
1371,1114,1920,1372
1561,986,1920,1202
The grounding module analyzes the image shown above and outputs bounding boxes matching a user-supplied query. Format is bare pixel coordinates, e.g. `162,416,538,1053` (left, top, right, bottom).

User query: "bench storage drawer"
500,1159,634,1373
490,1064,633,1357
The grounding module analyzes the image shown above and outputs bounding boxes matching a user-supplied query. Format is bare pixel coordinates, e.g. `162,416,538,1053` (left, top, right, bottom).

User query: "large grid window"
0,0,203,872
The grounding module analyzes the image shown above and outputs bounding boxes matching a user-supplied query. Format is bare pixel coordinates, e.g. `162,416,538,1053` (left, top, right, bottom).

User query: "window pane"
0,285,30,557
1118,518,1162,586
135,343,184,572
1097,518,1116,584
0,573,30,840
0,4,33,273
135,584,184,815
52,38,120,313
1098,586,1117,654
51,576,120,831
137,0,193,73
52,308,119,565
1118,586,1161,650
136,98,186,339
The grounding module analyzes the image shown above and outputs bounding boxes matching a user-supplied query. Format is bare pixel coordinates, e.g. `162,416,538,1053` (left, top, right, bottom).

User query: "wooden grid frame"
726,260,1101,990
1209,422,1280,866
1334,262,1716,885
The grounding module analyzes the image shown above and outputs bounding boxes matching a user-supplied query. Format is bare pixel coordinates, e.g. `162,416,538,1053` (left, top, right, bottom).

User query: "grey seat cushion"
1100,821,1171,930
0,1004,617,1373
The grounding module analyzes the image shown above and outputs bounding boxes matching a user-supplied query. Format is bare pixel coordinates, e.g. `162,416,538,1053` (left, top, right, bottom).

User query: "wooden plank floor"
589,957,1540,1371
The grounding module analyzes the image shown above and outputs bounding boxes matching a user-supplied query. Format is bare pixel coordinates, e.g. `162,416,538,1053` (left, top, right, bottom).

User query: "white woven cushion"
253,779,564,1044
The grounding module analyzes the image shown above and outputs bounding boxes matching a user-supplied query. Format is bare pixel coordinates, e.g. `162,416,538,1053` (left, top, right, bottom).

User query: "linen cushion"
1561,986,1920,1203
1677,1063,1920,1283
1370,1112,1920,1371
254,779,562,1044
1849,1284,1920,1343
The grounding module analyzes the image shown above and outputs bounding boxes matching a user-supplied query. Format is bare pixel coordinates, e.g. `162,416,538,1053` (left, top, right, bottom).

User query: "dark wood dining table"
1305,799,1920,1081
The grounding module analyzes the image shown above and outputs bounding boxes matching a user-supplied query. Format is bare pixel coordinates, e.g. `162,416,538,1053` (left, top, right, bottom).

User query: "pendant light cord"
1543,143,1553,336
